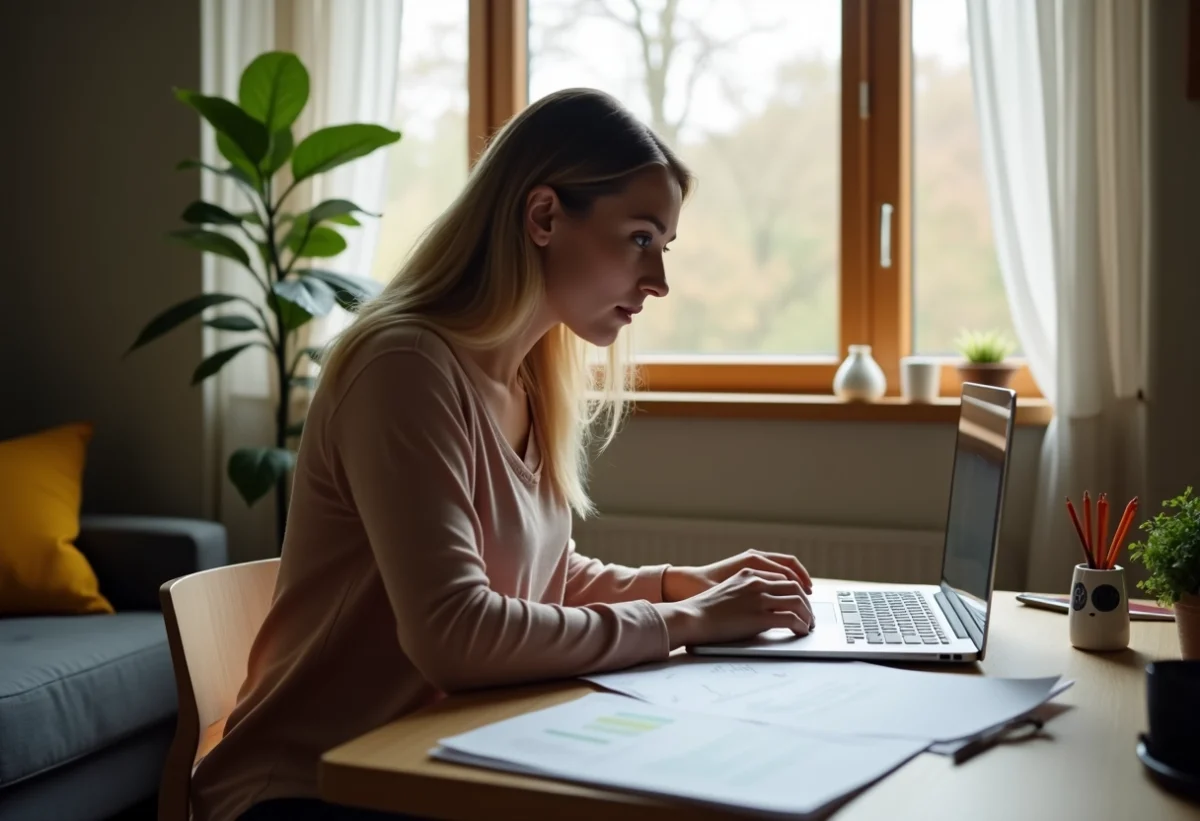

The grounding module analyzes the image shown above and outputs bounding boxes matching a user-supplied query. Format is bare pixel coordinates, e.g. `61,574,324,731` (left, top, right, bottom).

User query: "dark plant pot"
1176,594,1200,660
956,362,1018,389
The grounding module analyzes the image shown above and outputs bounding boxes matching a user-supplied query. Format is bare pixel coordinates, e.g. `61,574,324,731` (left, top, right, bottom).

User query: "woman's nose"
640,263,669,298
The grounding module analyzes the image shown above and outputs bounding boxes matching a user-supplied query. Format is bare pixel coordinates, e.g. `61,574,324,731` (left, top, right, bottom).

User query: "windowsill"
622,392,1054,426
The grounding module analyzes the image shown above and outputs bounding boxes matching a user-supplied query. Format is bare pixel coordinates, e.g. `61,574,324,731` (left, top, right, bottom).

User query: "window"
455,1,1040,399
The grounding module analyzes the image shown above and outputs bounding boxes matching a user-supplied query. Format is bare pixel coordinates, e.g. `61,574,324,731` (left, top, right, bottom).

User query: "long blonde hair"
319,88,693,518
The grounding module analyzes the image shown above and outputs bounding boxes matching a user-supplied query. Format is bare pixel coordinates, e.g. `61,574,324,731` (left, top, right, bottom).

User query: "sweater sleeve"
329,348,669,692
564,541,669,606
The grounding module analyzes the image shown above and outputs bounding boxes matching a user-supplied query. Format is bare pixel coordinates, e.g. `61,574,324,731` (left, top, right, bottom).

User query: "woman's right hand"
657,568,815,649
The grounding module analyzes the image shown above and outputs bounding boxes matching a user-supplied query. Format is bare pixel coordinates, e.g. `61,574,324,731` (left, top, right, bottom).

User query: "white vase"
833,345,887,401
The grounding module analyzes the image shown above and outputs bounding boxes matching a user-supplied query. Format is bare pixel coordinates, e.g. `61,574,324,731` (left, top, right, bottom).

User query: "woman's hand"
662,550,813,602
658,568,815,649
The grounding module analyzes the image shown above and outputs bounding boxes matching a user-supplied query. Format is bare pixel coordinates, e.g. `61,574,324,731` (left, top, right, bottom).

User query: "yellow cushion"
0,423,113,615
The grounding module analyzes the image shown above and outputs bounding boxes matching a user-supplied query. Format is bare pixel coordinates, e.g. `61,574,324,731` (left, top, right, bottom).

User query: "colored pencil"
1083,491,1093,564
1104,497,1139,570
1065,498,1093,568
1097,493,1110,569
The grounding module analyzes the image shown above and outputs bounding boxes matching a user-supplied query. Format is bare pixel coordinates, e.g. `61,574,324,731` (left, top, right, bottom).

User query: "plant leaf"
287,224,347,258
291,124,401,183
274,277,336,320
238,52,309,133
127,293,242,353
261,127,294,177
203,314,260,332
167,229,251,268
191,343,258,385
176,159,255,189
307,198,377,226
296,345,324,365
299,269,382,312
181,201,242,226
174,88,269,163
285,421,305,438
217,132,262,188
237,210,263,225
328,214,361,226
290,375,318,390
228,446,296,506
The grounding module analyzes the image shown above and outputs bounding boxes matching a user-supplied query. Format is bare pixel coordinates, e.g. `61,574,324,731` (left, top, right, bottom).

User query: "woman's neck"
454,304,556,391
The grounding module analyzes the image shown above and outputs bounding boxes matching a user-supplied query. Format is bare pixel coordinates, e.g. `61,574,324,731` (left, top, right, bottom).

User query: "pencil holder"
1068,564,1130,651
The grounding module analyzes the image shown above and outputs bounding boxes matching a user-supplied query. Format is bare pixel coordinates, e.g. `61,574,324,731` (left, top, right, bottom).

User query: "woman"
191,88,816,821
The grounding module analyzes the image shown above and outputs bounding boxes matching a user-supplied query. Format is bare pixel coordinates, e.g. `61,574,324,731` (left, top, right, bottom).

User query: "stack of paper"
583,658,1072,749
432,692,928,819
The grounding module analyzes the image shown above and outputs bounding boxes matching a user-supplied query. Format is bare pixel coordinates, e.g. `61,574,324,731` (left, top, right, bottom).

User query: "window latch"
880,203,894,269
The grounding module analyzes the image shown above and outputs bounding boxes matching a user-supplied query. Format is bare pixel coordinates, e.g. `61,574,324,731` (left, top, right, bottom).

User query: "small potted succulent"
954,329,1018,389
1130,487,1200,659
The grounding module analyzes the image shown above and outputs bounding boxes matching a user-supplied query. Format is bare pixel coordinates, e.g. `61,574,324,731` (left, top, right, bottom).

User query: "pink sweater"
190,323,671,821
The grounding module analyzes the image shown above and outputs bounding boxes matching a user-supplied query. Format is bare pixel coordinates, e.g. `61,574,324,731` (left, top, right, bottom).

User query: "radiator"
574,515,945,585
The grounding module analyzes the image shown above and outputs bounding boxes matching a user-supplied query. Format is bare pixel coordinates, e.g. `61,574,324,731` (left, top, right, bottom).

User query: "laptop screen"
939,384,1016,619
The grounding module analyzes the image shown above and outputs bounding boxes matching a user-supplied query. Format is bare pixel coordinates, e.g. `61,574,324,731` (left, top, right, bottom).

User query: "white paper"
927,678,1075,755
433,692,927,819
585,658,1069,743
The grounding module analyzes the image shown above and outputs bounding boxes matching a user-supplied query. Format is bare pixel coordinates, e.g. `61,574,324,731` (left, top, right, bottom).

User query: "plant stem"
264,177,290,554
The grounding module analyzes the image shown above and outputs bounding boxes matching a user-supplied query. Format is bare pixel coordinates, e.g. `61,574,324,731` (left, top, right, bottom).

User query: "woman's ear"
525,185,558,248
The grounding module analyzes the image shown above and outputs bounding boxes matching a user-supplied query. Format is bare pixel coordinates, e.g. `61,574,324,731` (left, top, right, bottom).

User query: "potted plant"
1130,487,1200,659
126,51,400,551
954,329,1018,389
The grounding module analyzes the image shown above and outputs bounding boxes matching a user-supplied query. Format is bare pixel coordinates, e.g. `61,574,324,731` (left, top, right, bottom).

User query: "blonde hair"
319,88,693,518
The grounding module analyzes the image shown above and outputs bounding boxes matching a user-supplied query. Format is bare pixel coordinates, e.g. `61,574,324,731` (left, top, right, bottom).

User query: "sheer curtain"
201,0,402,559
966,0,1149,591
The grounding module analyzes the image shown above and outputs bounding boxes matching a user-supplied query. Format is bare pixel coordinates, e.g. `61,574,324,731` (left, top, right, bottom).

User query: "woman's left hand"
662,550,814,602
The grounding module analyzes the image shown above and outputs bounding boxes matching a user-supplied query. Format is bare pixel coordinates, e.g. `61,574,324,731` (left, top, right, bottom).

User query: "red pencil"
1104,497,1139,570
1097,493,1110,569
1083,491,1093,564
1065,498,1093,568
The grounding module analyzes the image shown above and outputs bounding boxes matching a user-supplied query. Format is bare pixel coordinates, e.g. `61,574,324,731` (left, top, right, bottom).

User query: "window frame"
466,0,1042,400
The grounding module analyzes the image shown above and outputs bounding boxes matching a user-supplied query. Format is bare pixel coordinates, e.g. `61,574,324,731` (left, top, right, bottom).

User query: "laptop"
689,382,1017,664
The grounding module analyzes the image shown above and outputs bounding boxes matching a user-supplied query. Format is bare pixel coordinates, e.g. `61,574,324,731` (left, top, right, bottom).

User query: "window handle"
880,203,894,269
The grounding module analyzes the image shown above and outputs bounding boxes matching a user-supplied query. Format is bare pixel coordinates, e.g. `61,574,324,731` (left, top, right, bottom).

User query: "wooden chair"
157,558,280,821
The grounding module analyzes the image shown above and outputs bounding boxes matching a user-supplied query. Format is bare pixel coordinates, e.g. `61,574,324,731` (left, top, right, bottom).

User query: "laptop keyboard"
837,591,949,646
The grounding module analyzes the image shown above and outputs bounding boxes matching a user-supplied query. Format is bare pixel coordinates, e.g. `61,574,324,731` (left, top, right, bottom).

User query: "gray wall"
0,0,208,518
1147,0,1200,515
1,1,1195,591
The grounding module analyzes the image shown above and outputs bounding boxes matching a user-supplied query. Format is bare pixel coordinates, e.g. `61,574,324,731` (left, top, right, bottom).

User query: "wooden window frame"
467,0,1043,401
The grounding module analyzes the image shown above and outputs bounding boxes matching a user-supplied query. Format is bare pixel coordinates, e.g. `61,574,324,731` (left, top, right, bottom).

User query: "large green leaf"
291,124,401,183
287,224,346,258
191,343,258,384
176,159,255,189
307,199,377,226
238,52,309,133
261,127,294,177
228,446,296,506
174,88,268,163
290,375,318,390
299,269,382,312
167,229,250,268
181,201,242,226
217,133,262,188
127,293,242,354
273,277,336,331
203,314,260,332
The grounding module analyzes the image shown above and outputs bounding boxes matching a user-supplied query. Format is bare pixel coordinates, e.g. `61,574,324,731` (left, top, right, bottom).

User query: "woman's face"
527,165,683,347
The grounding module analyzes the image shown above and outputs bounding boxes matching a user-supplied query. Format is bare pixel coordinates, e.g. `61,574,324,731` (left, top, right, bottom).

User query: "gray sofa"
0,515,228,821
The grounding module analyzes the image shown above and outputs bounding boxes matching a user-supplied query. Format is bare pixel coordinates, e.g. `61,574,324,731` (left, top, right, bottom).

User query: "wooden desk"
320,592,1196,820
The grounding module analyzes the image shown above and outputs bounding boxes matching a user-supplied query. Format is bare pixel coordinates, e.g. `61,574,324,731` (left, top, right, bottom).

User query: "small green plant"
126,51,401,550
1130,487,1200,606
954,329,1016,364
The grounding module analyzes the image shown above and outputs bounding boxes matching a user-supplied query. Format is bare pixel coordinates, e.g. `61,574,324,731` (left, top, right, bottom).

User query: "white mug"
1068,564,1130,651
900,357,940,403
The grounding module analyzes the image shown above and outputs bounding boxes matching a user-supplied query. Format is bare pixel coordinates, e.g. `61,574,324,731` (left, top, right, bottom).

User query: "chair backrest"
157,558,280,821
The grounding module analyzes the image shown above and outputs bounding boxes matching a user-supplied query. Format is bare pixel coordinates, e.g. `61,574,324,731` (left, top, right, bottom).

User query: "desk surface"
320,590,1195,820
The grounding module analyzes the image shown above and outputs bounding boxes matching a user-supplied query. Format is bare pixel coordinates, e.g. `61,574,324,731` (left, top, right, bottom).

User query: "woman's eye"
633,233,653,249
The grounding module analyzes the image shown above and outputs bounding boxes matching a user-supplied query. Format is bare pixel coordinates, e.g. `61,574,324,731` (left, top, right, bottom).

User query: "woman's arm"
331,348,671,693
563,544,669,606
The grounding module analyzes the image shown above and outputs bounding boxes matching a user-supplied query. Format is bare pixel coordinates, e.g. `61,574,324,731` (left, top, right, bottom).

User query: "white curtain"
200,0,403,559
967,0,1149,592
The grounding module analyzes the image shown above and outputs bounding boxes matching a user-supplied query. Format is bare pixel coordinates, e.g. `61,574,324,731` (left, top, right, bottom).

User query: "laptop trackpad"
811,601,837,625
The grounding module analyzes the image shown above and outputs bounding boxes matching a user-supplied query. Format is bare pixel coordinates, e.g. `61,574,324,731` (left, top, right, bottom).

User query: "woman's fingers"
742,551,814,593
767,610,812,635
761,593,815,628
